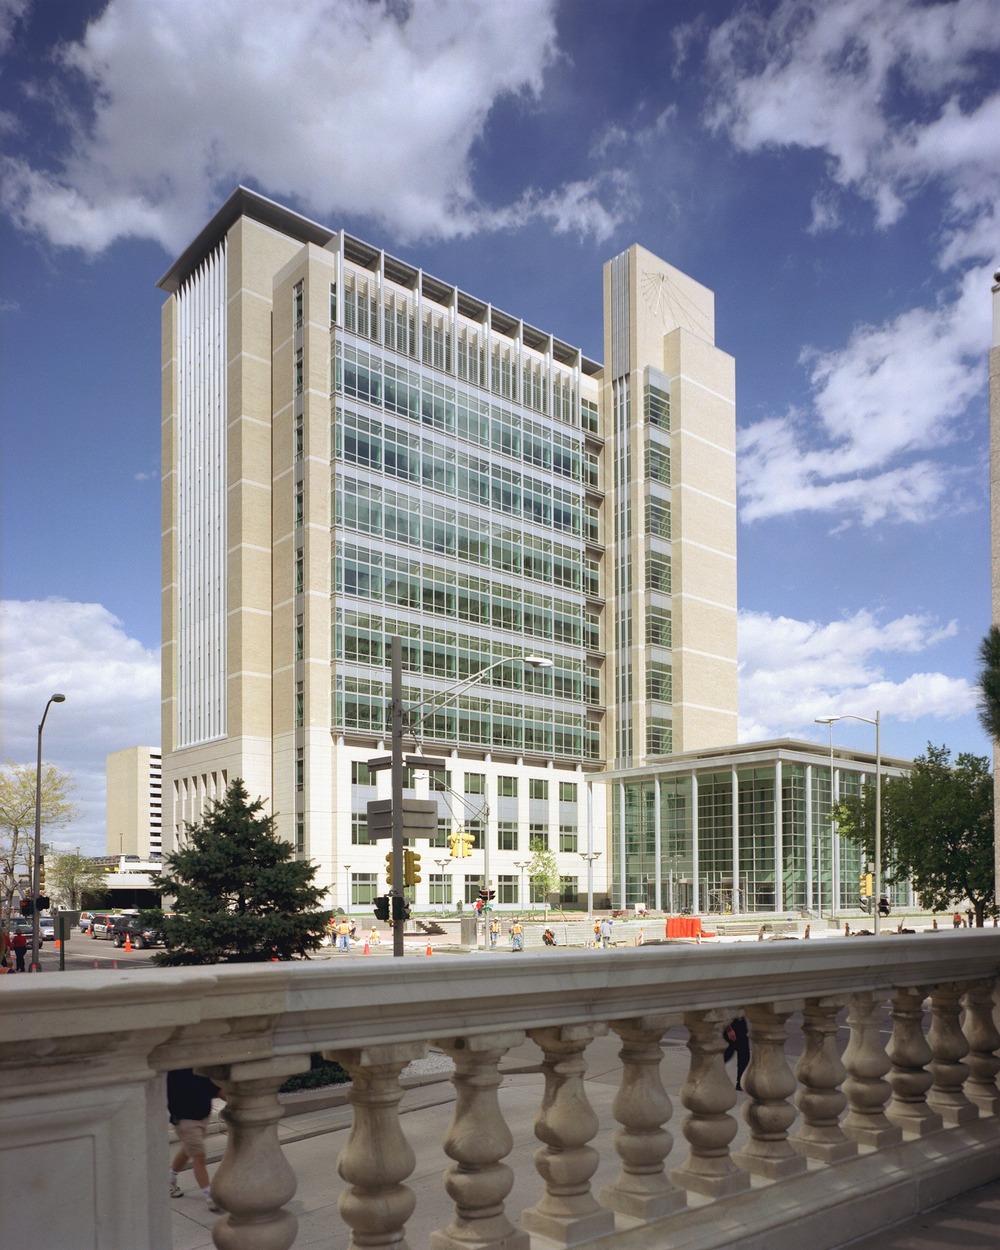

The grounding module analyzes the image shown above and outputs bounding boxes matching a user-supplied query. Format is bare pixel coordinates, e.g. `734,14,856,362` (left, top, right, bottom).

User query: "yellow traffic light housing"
39,855,46,894
385,851,395,884
859,872,873,897
461,830,476,857
448,830,463,857
403,849,422,886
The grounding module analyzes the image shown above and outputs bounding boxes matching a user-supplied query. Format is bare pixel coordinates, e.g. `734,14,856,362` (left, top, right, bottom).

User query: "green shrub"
280,1053,350,1093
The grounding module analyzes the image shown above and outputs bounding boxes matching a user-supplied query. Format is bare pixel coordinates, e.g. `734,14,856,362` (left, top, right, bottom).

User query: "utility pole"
390,635,406,959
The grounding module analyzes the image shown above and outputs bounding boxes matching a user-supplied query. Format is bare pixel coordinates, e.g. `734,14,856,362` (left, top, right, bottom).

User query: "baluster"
792,996,857,1162
670,1009,749,1198
927,982,978,1125
327,1041,428,1250
200,1054,311,1250
600,1013,685,1222
430,1030,529,1250
734,1001,806,1180
842,991,902,1146
885,986,942,1137
522,1023,615,1246
963,980,1000,1114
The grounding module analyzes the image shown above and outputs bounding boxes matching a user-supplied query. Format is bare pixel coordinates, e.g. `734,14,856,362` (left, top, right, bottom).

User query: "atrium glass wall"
612,748,913,916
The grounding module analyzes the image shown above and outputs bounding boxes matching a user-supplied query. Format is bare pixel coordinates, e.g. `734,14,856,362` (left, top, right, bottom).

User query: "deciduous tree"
48,851,107,910
0,760,75,919
528,837,563,917
836,744,994,925
155,779,330,964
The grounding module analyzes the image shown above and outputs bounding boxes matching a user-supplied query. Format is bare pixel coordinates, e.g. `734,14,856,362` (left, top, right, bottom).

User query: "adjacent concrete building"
105,745,162,859
158,187,737,909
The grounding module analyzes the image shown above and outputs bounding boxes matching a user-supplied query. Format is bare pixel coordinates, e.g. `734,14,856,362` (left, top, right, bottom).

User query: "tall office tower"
159,188,736,907
106,746,163,859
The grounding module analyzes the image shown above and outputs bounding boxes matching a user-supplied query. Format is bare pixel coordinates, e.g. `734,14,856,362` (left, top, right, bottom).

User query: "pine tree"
976,626,1000,742
155,779,330,964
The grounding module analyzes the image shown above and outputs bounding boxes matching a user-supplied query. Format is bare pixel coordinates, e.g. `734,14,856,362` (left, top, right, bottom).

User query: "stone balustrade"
4,934,1000,1250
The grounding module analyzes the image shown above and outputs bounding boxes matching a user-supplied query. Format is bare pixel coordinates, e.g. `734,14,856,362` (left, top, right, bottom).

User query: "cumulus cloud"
0,0,625,253
1,599,160,854
738,607,975,744
705,0,1000,527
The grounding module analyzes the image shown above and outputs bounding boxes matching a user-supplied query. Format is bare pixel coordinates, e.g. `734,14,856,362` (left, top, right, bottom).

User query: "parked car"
39,916,56,941
79,911,96,933
88,913,122,940
111,917,162,949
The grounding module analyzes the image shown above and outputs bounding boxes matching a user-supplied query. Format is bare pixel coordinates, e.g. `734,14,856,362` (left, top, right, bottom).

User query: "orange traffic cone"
426,943,433,957
363,940,370,955
125,934,132,952
112,960,119,969
93,959,99,969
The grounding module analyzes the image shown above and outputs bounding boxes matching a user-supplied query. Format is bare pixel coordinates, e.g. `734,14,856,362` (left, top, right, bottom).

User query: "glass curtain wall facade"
609,742,912,916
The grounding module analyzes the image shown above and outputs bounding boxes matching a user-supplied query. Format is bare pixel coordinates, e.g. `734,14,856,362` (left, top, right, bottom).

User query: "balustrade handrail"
7,933,1000,1075
6,934,1000,1250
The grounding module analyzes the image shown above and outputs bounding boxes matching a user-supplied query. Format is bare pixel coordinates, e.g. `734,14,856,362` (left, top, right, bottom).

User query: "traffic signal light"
39,856,46,894
403,849,421,886
36,896,50,911
448,830,463,857
461,830,475,857
374,895,390,922
20,898,32,916
392,895,411,923
385,851,395,884
859,872,874,898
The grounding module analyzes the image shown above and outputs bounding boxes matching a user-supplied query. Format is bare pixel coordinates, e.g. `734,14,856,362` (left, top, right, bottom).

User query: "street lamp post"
813,717,837,920
434,857,452,913
578,852,602,918
33,693,66,971
344,864,351,915
816,711,882,934
514,860,531,913
381,637,553,957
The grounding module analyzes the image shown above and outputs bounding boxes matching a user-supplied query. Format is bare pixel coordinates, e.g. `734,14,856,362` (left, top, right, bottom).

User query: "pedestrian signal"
373,895,390,922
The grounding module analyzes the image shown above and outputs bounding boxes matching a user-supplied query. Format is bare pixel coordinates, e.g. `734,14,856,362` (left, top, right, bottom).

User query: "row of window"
349,812,580,853
351,761,577,802
335,611,602,704
336,675,601,759
335,341,586,479
350,873,581,906
336,272,584,427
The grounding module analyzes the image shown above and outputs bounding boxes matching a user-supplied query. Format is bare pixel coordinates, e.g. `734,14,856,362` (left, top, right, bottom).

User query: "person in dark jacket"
167,1068,224,1212
723,1016,751,1091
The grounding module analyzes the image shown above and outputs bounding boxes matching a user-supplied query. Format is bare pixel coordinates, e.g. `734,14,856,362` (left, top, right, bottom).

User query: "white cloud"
704,0,1000,527
0,599,160,854
0,0,625,253
738,607,975,745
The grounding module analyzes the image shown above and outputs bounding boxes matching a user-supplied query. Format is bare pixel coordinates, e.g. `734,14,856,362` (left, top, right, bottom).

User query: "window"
295,748,304,792
498,821,518,851
295,814,304,854
559,825,578,853
559,876,579,904
295,482,304,528
352,872,377,905
498,775,517,798
294,282,303,328
530,779,548,800
352,761,374,786
295,549,304,594
295,347,303,395
429,874,453,905
431,817,450,848
464,876,481,905
498,874,517,904
464,772,486,795
559,782,578,803
295,680,303,727
529,822,547,849
351,813,371,845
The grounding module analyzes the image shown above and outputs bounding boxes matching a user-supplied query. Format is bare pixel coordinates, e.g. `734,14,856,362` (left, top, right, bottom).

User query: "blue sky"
1,0,997,853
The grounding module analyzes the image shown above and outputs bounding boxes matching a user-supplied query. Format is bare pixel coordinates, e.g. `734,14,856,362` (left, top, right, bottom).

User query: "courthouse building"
157,186,738,911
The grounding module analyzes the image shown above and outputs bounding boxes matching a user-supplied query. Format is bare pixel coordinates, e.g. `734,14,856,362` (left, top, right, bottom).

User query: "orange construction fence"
665,916,703,939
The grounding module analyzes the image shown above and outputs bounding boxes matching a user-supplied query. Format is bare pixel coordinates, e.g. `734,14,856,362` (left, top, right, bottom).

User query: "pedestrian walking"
489,917,500,948
599,918,612,948
511,919,524,951
167,1068,225,1213
723,1016,751,1091
11,929,28,972
336,916,352,952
